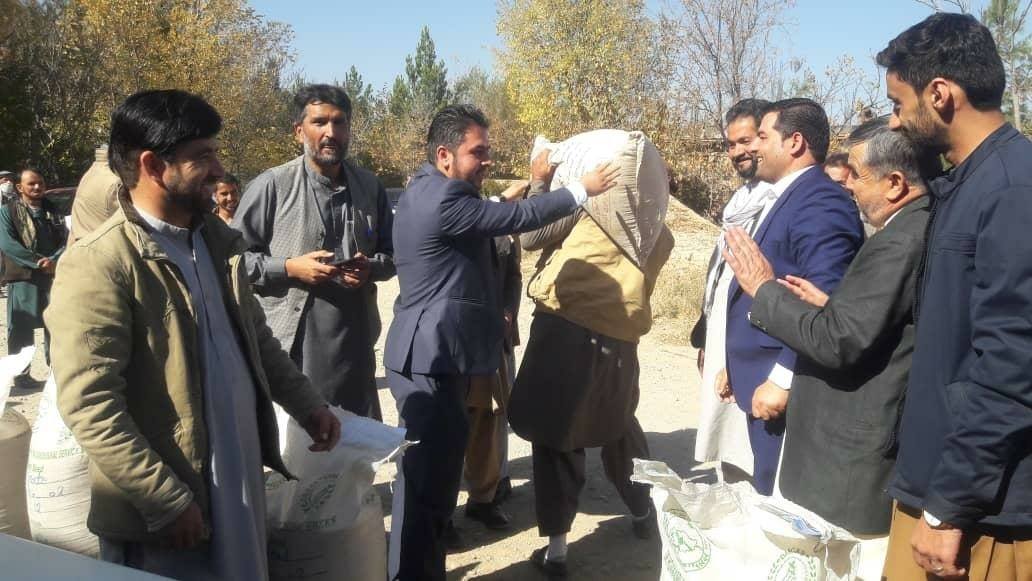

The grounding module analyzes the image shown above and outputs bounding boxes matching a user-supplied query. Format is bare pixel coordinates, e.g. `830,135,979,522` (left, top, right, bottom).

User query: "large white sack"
25,374,98,556
266,406,412,581
267,488,385,581
0,346,35,540
632,459,860,581
0,406,31,539
533,130,669,268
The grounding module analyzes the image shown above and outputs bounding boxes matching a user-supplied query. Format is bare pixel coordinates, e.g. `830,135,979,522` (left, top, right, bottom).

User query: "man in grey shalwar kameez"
234,84,394,420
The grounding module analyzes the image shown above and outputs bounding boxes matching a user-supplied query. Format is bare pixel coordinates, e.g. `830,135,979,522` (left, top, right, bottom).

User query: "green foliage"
403,26,450,117
981,0,1032,129
0,0,296,183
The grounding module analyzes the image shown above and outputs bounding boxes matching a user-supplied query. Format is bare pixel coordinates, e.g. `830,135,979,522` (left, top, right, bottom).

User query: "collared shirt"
135,206,267,581
758,165,815,390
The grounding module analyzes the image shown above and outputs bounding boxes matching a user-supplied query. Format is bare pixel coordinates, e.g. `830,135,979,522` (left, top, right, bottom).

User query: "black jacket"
749,197,928,534
890,124,1032,529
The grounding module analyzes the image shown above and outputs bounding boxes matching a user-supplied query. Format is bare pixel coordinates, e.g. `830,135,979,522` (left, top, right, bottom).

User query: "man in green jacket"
0,168,67,371
46,89,340,581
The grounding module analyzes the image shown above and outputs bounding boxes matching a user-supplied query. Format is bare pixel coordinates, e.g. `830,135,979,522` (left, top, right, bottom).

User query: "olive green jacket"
45,195,327,542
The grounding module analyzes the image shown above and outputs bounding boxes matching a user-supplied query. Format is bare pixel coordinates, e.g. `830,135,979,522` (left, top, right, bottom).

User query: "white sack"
632,459,860,581
533,130,669,268
0,346,34,540
26,374,98,556
0,407,31,539
266,406,412,581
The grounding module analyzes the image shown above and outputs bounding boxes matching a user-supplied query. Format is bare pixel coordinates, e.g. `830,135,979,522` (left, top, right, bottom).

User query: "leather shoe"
530,546,568,578
465,501,511,530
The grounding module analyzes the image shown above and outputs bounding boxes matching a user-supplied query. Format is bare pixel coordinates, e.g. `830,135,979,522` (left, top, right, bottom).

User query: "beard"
304,137,347,167
899,102,949,155
166,173,215,216
732,154,758,180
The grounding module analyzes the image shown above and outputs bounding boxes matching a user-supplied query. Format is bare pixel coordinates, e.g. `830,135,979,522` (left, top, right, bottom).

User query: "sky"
249,0,987,93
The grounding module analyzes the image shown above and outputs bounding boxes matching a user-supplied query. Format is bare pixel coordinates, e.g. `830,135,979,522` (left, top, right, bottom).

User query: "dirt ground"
2,200,719,580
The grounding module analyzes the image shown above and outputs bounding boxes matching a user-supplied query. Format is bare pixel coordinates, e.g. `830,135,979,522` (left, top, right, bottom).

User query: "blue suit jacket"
725,166,864,410
384,163,579,376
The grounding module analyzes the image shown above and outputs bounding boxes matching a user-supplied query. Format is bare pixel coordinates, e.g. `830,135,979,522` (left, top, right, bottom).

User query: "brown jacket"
45,196,326,542
69,146,121,244
525,211,673,343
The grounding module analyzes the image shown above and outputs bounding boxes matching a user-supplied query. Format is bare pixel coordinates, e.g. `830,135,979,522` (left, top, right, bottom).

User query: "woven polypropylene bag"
533,130,669,268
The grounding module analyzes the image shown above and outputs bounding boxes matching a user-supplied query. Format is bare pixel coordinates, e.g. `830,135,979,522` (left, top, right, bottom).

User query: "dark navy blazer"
384,163,578,377
725,166,864,409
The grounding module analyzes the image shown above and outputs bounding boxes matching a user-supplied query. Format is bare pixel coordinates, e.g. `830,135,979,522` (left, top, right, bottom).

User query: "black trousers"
387,370,469,581
532,417,652,536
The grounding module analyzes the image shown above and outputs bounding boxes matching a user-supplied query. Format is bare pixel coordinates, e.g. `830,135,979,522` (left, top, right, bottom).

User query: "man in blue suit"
384,104,617,580
718,98,864,495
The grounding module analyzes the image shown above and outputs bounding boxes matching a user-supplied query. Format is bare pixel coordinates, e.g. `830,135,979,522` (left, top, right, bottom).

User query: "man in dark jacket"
383,104,617,581
876,13,1032,580
723,116,937,580
0,168,67,369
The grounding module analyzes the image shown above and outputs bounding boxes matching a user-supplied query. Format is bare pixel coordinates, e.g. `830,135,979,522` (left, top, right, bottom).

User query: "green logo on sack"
298,474,337,514
661,508,712,575
767,550,817,581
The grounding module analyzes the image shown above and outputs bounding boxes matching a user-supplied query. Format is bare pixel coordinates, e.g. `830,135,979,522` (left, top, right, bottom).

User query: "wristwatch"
923,511,951,529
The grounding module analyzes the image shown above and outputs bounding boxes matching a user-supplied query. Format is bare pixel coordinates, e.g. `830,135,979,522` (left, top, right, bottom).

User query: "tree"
452,66,530,177
403,26,450,118
778,55,885,129
497,0,671,140
0,0,297,183
913,0,972,11
981,0,1032,129
660,0,792,138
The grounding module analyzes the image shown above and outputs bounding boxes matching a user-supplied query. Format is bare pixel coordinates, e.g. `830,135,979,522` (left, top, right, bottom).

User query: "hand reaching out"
531,149,559,186
778,275,829,307
721,226,775,298
580,161,620,196
499,180,530,202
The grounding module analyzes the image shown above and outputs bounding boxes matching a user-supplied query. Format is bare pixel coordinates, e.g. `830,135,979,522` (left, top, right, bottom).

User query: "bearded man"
691,99,773,481
234,84,395,420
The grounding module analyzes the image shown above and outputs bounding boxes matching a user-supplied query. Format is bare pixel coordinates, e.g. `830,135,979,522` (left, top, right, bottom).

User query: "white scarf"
702,181,775,317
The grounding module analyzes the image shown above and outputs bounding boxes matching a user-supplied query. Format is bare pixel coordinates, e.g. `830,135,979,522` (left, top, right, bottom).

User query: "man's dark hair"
217,173,241,188
725,98,771,128
876,13,1005,111
426,104,490,165
823,152,849,169
108,90,222,189
293,84,352,125
764,98,831,164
